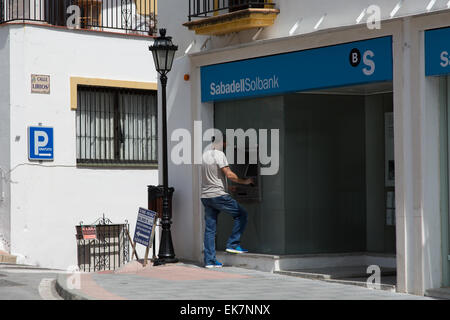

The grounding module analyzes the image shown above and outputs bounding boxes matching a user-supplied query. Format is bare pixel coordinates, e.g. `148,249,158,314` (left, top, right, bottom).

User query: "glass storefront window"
213,86,395,256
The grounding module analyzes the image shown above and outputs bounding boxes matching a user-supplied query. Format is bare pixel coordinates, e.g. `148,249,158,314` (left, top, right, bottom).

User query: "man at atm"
201,135,254,268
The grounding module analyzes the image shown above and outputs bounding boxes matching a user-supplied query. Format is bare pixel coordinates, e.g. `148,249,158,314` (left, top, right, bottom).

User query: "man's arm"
222,166,253,185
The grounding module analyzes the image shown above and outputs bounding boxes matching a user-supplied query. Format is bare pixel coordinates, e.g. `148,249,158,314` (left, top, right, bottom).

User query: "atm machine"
228,146,262,202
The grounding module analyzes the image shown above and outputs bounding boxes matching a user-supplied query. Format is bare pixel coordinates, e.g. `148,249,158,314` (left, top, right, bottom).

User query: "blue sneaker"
205,260,223,268
226,246,248,254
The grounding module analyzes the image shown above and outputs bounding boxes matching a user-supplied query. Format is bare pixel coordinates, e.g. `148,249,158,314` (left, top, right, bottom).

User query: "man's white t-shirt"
201,149,229,199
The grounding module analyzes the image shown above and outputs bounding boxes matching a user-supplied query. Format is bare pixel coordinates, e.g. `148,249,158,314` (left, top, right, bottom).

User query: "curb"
55,273,91,300
425,288,450,300
274,270,397,292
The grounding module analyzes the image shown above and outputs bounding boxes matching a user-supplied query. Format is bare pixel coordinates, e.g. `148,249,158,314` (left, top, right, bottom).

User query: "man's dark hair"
212,135,226,143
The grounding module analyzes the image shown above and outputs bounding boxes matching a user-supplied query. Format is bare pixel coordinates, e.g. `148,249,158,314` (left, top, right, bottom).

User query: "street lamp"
149,29,178,264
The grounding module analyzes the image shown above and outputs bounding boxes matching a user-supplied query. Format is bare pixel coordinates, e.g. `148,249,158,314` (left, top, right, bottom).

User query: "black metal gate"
76,216,130,272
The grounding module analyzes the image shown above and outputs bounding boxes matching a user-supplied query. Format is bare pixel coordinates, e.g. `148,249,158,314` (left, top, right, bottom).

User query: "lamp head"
149,29,178,75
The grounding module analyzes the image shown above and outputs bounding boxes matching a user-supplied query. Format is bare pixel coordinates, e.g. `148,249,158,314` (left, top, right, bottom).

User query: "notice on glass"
386,191,395,209
385,112,395,187
386,209,396,226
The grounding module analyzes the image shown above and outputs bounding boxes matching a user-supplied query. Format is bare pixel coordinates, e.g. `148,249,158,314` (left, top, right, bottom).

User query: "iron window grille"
0,0,157,35
76,86,158,166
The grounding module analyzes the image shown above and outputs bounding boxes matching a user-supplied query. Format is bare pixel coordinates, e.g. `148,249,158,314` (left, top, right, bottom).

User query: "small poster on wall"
386,209,396,226
385,112,395,187
386,191,396,226
81,226,97,240
31,74,50,94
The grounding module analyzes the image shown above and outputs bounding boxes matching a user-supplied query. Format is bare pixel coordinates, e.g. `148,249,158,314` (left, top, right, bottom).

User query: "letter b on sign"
28,126,54,161
350,48,361,67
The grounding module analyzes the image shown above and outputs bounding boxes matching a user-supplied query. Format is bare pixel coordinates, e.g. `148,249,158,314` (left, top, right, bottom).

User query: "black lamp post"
149,29,178,263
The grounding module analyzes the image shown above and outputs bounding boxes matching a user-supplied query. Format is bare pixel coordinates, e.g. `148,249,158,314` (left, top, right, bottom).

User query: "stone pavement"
56,261,432,300
0,263,62,300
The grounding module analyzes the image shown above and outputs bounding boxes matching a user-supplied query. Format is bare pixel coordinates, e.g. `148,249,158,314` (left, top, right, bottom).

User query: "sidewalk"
56,261,431,300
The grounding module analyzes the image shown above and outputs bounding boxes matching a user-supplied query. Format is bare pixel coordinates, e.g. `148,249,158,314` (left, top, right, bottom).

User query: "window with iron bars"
76,86,158,166
74,0,102,28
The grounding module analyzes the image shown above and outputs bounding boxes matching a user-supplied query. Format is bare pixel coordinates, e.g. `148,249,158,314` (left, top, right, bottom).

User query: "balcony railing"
188,0,275,21
0,0,157,35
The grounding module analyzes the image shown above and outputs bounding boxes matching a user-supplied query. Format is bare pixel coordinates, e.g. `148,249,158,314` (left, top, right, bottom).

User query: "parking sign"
28,126,54,161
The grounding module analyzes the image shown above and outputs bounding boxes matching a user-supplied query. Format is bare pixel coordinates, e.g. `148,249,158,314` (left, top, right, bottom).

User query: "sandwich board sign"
132,207,157,266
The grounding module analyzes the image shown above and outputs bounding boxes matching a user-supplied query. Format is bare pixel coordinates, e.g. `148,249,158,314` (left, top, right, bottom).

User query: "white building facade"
157,0,450,296
0,0,160,270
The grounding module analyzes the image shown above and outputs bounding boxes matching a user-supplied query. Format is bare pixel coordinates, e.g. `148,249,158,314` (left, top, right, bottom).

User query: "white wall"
0,27,11,252
260,0,450,40
421,76,443,291
162,56,202,262
7,24,158,269
158,0,450,59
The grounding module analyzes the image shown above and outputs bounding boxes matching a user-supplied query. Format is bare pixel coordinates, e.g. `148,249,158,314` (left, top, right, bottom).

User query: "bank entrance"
214,81,396,285
201,36,396,286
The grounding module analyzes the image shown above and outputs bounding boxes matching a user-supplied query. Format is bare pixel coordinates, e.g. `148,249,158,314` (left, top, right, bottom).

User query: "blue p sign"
28,126,54,161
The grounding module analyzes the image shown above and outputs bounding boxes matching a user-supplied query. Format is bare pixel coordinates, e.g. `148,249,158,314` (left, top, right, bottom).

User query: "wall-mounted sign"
31,74,50,94
28,126,54,161
425,27,450,76
81,226,97,240
201,36,393,102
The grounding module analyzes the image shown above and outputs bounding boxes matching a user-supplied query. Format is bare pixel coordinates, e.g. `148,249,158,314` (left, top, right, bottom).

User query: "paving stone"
58,262,433,300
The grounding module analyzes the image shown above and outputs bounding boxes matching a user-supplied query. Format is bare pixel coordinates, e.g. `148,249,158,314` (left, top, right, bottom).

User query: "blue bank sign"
425,27,450,76
201,36,393,102
28,126,54,161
